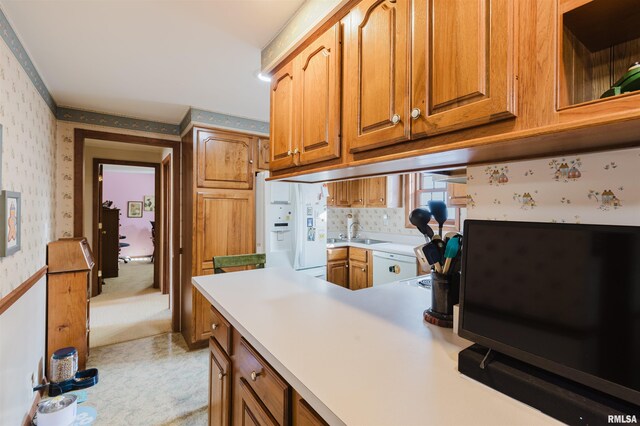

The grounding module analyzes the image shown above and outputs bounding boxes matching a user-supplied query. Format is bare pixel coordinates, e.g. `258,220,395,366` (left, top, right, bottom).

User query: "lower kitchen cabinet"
293,391,328,426
238,378,278,426
326,247,373,290
209,338,231,426
348,260,369,290
207,303,329,425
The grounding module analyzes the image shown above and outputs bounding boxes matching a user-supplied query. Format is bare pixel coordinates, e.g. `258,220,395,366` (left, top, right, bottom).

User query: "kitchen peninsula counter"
193,267,555,425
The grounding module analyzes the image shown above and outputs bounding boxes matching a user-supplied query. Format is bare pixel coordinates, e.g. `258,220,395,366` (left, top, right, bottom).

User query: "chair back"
212,253,266,274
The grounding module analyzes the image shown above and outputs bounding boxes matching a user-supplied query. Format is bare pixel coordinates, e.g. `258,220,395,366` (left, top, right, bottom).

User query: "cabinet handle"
345,263,349,268
250,371,261,381
379,198,384,202
249,159,254,164
218,372,225,380
361,268,366,272
211,323,218,331
391,114,401,125
411,108,421,119
359,199,363,203
293,148,299,155
287,150,292,156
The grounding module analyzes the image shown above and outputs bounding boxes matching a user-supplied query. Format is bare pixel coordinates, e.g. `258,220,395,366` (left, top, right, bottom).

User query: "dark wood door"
196,128,256,190
411,0,516,137
270,62,297,171
209,338,231,426
257,138,270,171
343,0,410,153
101,207,119,279
294,22,342,166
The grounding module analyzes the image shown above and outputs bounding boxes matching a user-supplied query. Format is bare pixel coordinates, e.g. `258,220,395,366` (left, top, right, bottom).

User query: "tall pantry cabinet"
182,127,258,347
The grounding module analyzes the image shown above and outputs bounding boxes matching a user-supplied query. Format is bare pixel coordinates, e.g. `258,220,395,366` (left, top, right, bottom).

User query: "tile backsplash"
328,207,423,237
466,147,640,225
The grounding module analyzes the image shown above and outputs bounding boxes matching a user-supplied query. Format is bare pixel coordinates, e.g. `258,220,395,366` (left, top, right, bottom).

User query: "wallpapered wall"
55,121,179,239
466,147,640,225
0,45,56,299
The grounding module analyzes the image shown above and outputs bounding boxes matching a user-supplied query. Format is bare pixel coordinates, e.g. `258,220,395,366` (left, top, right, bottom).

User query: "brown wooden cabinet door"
270,62,297,171
349,180,364,208
325,182,336,207
196,129,256,190
343,0,410,153
257,138,270,171
334,181,351,207
209,338,231,426
294,23,341,166
447,183,468,207
194,286,213,342
238,378,278,426
294,397,328,426
364,177,387,207
327,260,348,287
195,191,255,275
348,260,368,290
411,0,516,138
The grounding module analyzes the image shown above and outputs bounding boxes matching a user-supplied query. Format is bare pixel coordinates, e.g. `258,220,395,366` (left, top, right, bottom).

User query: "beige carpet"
86,333,208,425
90,261,171,348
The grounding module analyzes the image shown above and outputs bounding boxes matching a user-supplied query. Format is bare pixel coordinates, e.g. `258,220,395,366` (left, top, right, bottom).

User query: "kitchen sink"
327,238,387,245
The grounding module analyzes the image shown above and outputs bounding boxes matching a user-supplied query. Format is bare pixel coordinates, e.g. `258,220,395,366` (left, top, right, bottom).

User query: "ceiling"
1,0,306,123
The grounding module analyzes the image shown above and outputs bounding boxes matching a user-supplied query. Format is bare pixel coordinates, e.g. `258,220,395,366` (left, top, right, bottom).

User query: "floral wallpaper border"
182,108,269,135
57,106,180,136
466,148,640,226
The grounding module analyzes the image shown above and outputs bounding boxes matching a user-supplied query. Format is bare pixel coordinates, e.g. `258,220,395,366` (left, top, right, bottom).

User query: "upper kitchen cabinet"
557,0,640,118
343,0,411,153
196,128,257,190
363,176,402,208
294,22,342,166
270,61,297,171
257,138,270,171
411,0,516,138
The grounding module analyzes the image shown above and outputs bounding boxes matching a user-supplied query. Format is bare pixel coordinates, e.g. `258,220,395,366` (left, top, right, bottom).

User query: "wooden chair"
212,253,266,274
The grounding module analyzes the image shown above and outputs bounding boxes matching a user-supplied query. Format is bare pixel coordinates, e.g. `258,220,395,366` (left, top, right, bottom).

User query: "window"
404,173,460,229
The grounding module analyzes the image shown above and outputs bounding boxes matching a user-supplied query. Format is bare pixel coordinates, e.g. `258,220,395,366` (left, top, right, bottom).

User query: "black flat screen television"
459,220,640,406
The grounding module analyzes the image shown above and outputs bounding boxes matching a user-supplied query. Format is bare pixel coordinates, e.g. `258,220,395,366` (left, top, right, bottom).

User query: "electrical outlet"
383,214,389,226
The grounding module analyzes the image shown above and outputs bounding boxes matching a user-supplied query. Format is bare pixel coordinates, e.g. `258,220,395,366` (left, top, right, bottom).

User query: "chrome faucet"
348,221,362,240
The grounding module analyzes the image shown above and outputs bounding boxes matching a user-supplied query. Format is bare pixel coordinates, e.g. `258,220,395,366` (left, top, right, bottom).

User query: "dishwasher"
372,251,418,286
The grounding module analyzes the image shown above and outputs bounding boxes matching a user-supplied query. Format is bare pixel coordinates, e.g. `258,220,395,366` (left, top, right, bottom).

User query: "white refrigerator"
255,172,328,279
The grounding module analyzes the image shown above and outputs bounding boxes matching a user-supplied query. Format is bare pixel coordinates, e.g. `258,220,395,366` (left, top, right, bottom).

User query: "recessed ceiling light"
257,73,272,83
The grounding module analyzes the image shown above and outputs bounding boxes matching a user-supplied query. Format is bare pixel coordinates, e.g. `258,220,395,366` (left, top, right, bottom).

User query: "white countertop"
193,268,556,426
327,241,418,257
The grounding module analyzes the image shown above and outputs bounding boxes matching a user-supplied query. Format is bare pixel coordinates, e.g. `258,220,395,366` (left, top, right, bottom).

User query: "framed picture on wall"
143,195,155,212
0,190,21,257
127,201,143,218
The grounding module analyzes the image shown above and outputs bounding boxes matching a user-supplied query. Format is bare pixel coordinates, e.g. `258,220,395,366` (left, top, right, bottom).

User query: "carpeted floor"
86,333,208,425
90,261,171,348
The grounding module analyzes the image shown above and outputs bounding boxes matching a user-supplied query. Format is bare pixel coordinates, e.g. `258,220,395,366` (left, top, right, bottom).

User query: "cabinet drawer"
326,247,348,262
210,305,232,355
348,247,368,263
237,338,290,424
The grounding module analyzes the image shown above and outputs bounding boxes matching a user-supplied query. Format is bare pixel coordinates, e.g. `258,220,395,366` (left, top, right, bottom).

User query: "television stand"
458,344,640,424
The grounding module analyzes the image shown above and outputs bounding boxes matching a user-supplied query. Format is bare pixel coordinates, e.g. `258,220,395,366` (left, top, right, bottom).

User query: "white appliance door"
260,172,295,269
372,251,418,286
255,172,266,254
293,183,327,271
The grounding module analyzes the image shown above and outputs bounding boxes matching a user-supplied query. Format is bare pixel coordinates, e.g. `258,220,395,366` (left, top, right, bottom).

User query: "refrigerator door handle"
292,184,302,270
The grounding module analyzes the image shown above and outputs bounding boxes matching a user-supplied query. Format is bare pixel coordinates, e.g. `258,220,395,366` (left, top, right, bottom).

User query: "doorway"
91,159,170,347
74,129,181,334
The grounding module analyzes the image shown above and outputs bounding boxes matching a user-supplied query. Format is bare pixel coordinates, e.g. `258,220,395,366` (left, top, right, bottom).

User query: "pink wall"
102,169,155,257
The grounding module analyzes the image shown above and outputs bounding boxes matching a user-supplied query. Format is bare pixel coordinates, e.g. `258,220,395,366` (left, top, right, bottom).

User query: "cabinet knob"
361,268,366,272
411,108,422,119
287,150,292,156
211,323,218,331
218,372,225,380
379,198,384,202
250,371,261,381
249,159,254,164
346,263,349,268
391,114,401,125
359,199,363,203
293,148,299,155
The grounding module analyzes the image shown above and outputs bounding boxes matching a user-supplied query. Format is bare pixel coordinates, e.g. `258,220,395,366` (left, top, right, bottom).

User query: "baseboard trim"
22,386,43,426
0,266,47,316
